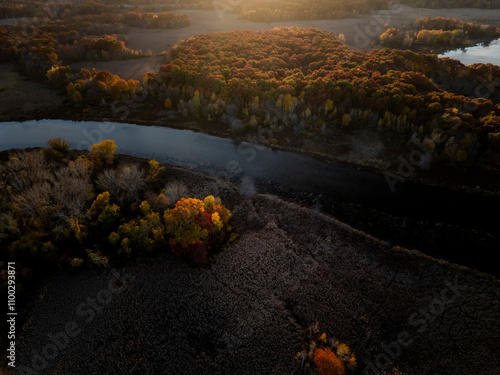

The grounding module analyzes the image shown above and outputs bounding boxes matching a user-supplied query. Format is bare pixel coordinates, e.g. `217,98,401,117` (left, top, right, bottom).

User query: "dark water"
1,119,499,274
439,38,500,66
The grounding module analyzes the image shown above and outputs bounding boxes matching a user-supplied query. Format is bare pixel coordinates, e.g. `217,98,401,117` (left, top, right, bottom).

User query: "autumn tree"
90,139,118,166
164,195,232,266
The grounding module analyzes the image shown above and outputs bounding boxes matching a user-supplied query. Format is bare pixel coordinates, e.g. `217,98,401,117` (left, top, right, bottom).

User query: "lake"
439,38,500,66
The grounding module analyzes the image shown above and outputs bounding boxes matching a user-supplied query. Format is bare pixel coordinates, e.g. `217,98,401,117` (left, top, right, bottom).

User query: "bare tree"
162,181,189,205
1,151,51,195
96,164,146,204
52,159,94,220
13,182,53,223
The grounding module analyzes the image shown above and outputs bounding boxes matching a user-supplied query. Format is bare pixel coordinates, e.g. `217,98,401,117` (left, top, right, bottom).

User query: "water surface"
439,38,500,66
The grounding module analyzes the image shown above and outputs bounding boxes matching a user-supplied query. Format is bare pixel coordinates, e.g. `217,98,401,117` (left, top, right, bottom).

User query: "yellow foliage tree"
90,140,118,165
72,90,83,104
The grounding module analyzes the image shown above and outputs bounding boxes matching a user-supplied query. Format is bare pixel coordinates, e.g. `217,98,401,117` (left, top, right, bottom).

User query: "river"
1,119,499,274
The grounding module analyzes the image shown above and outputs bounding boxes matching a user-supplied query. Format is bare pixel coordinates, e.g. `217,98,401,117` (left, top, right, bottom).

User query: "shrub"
70,258,84,267
296,322,356,374
314,348,345,375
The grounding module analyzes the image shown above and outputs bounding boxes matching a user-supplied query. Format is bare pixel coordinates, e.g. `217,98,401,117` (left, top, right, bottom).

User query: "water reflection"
439,38,500,66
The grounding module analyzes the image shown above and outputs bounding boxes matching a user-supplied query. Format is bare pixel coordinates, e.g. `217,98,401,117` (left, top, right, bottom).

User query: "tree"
52,158,93,220
72,90,84,104
90,140,118,166
164,196,232,265
147,160,165,191
341,113,351,127
314,348,345,375
43,137,70,164
96,164,146,204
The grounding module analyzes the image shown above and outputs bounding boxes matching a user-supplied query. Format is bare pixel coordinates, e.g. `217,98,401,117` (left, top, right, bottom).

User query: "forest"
139,28,499,169
3,22,499,171
237,0,389,22
401,0,500,8
378,16,500,51
0,1,189,78
2,2,500,374
4,0,498,24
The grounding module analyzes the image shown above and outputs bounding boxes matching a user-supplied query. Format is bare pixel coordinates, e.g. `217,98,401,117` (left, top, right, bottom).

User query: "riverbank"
2,84,499,198
1,129,499,277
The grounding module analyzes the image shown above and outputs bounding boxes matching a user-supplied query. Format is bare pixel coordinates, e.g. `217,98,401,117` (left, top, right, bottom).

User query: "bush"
296,322,356,374
70,258,84,267
164,195,232,266
314,348,345,375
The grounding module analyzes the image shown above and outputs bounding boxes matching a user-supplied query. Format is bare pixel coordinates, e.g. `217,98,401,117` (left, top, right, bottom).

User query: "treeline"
121,11,189,29
50,66,140,106
0,23,140,77
238,0,389,22
0,0,190,29
0,0,72,18
379,17,500,49
145,27,500,168
0,10,150,77
400,0,500,8
0,1,118,19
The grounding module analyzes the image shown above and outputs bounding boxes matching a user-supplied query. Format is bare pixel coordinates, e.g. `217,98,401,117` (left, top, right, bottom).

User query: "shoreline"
2,108,500,197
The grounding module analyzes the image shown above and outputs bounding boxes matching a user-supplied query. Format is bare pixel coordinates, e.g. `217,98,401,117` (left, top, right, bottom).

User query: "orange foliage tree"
164,195,232,266
314,348,345,375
